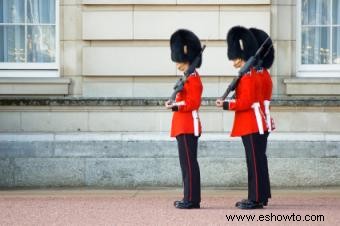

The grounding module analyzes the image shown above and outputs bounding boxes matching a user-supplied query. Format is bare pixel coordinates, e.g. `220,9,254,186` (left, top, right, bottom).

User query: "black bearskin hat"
249,28,275,69
226,26,258,61
170,29,202,68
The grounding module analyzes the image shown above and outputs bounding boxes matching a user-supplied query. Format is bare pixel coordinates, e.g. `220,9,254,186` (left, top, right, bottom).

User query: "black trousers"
176,134,201,203
241,132,271,203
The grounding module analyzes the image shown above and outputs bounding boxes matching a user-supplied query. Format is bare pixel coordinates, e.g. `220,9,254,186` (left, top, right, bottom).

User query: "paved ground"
0,188,340,226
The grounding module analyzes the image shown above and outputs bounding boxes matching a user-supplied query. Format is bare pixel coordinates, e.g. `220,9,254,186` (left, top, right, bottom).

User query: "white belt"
264,100,272,132
192,110,199,136
252,102,264,135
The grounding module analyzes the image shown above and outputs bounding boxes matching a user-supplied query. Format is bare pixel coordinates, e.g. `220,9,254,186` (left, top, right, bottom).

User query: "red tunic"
227,69,259,137
258,68,274,131
254,68,272,129
227,68,273,137
260,68,273,101
170,71,203,137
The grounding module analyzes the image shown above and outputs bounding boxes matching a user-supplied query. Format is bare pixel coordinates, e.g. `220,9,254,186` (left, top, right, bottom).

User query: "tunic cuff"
172,106,179,112
223,101,229,110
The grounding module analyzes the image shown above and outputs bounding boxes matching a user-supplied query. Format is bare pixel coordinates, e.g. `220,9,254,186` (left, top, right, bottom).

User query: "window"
0,0,59,77
297,0,340,77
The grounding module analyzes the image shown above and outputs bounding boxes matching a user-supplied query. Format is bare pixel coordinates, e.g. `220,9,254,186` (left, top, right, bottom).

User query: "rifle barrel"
220,37,271,100
169,45,206,103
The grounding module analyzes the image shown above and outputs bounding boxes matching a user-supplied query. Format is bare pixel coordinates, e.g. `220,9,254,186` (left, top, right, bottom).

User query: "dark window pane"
0,25,25,62
333,0,340,24
0,0,25,23
27,25,55,62
302,0,330,25
302,27,330,64
333,27,340,64
27,0,55,24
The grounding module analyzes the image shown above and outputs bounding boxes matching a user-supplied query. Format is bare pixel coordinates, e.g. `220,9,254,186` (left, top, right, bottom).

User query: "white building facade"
0,0,339,132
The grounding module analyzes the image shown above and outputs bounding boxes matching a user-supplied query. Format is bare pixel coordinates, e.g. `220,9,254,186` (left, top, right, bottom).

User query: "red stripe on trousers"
183,136,192,201
250,135,259,202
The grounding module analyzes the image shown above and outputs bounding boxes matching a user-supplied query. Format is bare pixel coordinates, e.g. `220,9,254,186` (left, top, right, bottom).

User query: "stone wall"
1,132,339,188
1,98,340,133
61,0,273,98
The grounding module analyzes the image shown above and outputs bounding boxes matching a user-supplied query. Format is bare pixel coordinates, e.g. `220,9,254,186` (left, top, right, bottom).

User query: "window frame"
0,0,59,77
296,0,340,77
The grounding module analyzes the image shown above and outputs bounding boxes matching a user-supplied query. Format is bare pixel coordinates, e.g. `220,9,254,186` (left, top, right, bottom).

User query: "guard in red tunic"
249,27,275,133
216,26,274,209
165,29,203,209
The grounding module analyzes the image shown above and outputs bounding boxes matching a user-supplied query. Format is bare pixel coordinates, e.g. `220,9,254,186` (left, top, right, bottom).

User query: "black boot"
236,199,268,207
237,200,263,209
174,200,200,209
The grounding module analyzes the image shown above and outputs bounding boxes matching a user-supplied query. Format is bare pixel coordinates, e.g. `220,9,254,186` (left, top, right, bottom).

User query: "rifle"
220,37,270,100
169,45,206,104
